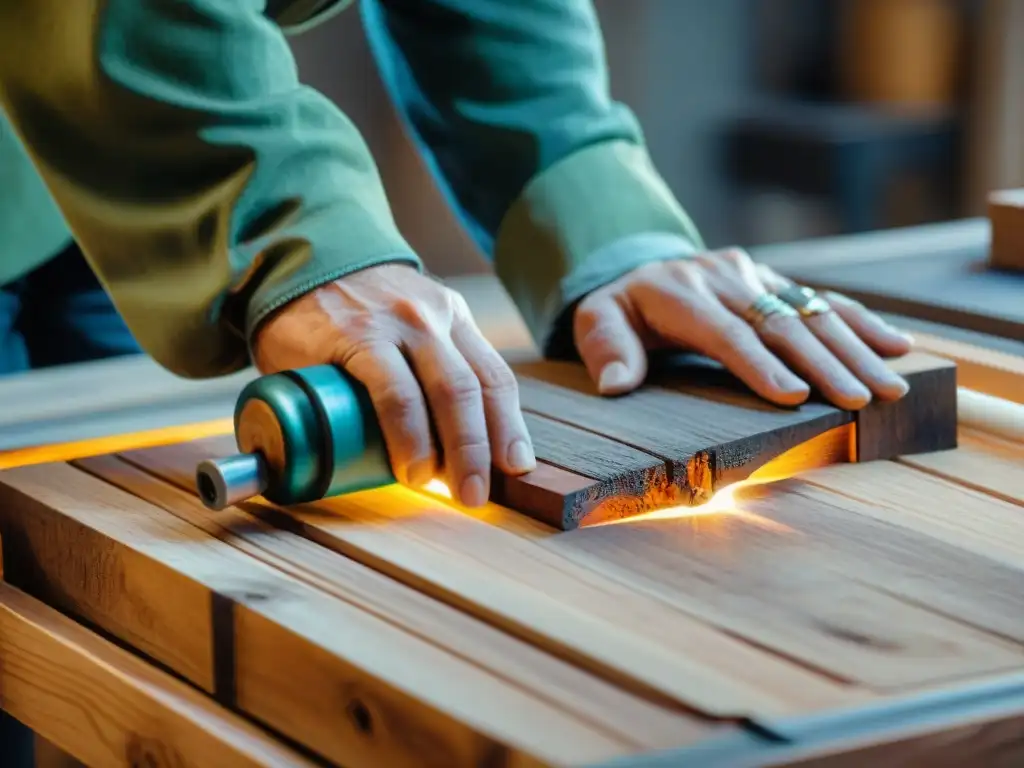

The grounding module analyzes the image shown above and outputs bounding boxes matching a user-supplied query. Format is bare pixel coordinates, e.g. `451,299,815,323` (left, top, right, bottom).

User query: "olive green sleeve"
0,0,417,378
362,0,705,353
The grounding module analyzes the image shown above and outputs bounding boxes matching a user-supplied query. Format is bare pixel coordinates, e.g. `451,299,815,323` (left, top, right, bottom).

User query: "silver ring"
776,284,832,317
742,293,799,328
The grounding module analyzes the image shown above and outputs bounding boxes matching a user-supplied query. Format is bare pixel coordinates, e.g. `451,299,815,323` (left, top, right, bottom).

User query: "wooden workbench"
3,220,1024,767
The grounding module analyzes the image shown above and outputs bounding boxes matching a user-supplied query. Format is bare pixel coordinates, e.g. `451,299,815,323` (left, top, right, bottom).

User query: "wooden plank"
121,437,864,721
128,435,1024,701
734,472,1024,648
0,583,315,768
74,453,710,754
508,352,955,526
0,462,642,768
779,241,1024,341
911,331,1024,403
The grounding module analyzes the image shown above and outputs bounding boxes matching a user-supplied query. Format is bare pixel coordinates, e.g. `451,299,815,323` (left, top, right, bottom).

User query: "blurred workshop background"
290,0,1024,276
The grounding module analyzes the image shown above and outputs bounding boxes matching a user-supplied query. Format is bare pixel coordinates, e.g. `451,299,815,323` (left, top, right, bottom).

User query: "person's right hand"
251,263,536,508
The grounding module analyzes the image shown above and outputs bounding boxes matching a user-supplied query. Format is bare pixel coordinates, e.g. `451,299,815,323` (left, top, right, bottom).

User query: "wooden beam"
0,463,641,768
0,583,314,768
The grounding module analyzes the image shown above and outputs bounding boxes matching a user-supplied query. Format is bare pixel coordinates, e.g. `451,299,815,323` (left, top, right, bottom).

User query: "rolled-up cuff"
243,204,422,348
494,139,704,353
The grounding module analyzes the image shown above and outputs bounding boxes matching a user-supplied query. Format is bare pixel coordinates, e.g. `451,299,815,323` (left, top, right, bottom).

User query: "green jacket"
0,0,703,378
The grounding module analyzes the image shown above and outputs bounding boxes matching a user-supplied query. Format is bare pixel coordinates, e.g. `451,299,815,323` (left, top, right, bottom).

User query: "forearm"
362,0,704,352
0,0,416,378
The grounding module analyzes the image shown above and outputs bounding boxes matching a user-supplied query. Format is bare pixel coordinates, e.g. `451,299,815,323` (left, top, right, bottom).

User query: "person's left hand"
571,248,914,410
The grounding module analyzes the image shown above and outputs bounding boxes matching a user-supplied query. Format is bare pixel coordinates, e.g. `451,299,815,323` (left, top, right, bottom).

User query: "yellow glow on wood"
0,419,234,470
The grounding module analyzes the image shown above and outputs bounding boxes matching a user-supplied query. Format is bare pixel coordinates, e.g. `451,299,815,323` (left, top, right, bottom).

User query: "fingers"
406,327,524,508
574,295,648,395
452,318,536,476
343,345,438,488
694,252,874,408
823,291,915,357
754,265,911,400
641,268,811,405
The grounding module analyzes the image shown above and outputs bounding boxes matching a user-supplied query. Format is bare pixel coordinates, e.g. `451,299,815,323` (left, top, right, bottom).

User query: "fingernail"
459,474,487,507
840,380,873,408
598,362,631,393
888,375,910,398
507,440,536,473
408,459,434,488
771,370,810,396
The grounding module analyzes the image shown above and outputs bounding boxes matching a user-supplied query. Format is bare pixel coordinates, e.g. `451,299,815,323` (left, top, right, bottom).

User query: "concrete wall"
288,1,754,276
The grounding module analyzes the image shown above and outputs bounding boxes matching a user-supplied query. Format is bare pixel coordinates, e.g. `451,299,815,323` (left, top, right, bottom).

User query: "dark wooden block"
854,353,958,462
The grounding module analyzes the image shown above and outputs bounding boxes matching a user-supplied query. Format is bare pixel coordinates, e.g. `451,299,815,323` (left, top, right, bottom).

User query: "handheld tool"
196,365,393,511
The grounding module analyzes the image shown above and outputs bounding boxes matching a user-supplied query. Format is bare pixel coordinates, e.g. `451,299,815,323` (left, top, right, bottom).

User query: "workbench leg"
0,709,35,767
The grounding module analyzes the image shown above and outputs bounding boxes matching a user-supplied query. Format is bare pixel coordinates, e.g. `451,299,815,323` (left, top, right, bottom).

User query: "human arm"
0,0,417,378
361,0,914,406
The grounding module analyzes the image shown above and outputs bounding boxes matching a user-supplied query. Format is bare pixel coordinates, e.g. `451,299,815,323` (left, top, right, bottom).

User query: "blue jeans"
1,239,140,764
0,239,141,374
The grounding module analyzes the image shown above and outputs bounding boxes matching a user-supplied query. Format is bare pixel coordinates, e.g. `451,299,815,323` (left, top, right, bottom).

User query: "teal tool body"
196,365,393,511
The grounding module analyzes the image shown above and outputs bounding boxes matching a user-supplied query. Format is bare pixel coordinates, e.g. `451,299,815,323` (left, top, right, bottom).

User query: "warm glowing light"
605,482,744,525
422,478,453,499
0,419,234,470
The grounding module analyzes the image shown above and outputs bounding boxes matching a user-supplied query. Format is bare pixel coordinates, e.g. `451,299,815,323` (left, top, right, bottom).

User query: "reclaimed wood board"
488,351,956,529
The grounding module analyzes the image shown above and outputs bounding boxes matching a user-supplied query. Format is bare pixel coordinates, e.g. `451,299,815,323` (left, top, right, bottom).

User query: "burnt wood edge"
585,673,1024,768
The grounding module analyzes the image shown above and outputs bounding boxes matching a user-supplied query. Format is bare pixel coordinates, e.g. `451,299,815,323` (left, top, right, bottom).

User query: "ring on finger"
741,293,799,329
776,284,832,318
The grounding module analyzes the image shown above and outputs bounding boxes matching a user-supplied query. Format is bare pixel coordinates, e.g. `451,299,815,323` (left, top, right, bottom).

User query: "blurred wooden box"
989,189,1024,271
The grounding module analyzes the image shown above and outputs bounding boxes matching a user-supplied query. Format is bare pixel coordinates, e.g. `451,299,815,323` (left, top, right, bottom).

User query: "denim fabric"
0,239,141,375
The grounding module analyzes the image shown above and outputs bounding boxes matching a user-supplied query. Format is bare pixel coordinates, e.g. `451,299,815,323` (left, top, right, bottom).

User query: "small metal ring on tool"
776,284,832,318
742,293,799,329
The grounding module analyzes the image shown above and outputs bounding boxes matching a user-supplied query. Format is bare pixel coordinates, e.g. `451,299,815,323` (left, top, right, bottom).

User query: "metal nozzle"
196,453,269,511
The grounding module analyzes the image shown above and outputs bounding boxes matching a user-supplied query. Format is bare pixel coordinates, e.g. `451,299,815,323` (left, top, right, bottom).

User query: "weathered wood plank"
0,583,315,768
0,462,639,768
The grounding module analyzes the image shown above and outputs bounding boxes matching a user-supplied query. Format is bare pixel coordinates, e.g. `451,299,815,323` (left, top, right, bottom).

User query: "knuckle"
479,361,519,396
433,374,482,408
670,260,705,288
375,385,422,423
718,321,758,350
392,297,433,332
722,247,749,264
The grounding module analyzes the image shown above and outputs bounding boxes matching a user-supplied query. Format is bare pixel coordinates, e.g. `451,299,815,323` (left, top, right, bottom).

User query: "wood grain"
0,583,315,768
129,434,1024,703
506,352,955,526
121,437,863,721
0,462,640,768
911,331,1024,403
75,453,711,755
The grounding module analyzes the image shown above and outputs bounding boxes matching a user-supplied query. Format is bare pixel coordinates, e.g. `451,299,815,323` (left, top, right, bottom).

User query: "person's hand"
252,264,535,507
572,248,914,410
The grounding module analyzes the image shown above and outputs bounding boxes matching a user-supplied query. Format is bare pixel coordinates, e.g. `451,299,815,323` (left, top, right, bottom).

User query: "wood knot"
125,734,178,767
346,697,375,735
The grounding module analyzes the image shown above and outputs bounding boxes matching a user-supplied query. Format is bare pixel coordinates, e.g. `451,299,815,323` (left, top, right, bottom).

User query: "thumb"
573,295,648,395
